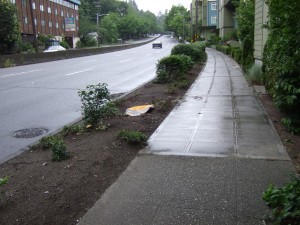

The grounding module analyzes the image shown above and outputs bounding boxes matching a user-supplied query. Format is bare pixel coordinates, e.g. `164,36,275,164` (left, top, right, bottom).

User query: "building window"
21,0,26,6
40,5,44,11
22,17,28,24
61,11,64,17
56,22,59,28
62,23,65,29
48,7,51,13
211,16,217,24
55,9,58,15
49,21,52,27
32,2,36,9
34,18,37,25
76,15,78,20
67,12,69,17
211,2,217,10
41,20,45,26
10,0,16,3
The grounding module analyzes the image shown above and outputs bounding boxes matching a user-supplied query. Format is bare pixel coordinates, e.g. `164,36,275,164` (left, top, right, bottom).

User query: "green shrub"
155,55,190,83
220,45,231,54
62,125,83,135
40,135,61,149
171,43,203,62
20,42,35,53
262,0,300,133
241,36,254,70
263,175,300,224
3,59,15,68
117,129,147,146
234,49,243,64
246,63,263,85
0,176,8,187
152,97,174,112
60,41,70,49
51,139,70,161
166,83,178,94
78,83,119,127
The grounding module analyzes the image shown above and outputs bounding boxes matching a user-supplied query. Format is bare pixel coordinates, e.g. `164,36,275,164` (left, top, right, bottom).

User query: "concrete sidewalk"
78,49,295,225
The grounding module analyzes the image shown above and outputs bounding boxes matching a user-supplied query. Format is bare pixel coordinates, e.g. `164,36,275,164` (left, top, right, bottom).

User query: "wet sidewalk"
78,49,294,225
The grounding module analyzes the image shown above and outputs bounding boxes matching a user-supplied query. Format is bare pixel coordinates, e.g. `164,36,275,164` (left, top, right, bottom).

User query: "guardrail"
0,36,159,68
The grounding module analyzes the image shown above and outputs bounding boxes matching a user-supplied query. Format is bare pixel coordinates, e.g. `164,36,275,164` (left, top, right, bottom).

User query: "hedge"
262,0,300,133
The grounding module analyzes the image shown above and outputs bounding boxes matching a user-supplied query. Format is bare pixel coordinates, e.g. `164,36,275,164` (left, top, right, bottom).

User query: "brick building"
11,0,81,48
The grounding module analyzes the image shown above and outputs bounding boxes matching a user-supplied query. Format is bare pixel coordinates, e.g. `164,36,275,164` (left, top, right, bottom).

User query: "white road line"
120,59,132,63
66,68,93,76
82,59,97,62
1,69,42,78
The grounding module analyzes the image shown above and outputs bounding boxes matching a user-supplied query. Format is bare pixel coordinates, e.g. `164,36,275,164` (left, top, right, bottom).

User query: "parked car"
43,45,66,53
152,42,162,48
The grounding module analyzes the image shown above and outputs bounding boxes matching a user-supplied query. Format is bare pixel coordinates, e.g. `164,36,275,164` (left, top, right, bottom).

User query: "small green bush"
171,43,203,62
246,63,263,85
152,97,174,112
20,42,35,53
51,139,70,161
63,125,83,135
0,176,8,187
155,55,190,83
234,49,243,64
60,41,70,49
3,59,15,68
263,175,300,224
118,129,147,146
40,135,61,149
78,83,119,127
220,45,231,55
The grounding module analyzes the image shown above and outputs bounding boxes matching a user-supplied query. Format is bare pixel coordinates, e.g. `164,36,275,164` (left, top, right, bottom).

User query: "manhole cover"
13,128,48,138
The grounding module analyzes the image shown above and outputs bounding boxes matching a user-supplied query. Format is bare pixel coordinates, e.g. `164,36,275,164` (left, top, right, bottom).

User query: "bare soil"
0,65,203,225
0,63,299,225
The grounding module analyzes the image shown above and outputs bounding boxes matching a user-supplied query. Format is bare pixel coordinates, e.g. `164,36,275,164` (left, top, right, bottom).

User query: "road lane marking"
66,68,93,76
1,69,42,78
82,59,97,62
120,59,132,63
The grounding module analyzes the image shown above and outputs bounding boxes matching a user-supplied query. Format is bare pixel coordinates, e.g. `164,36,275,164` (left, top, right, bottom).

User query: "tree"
234,0,255,69
165,5,190,38
0,0,20,54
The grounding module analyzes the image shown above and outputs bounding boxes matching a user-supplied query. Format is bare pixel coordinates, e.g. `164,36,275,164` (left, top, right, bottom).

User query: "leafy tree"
234,0,255,70
165,5,190,38
0,0,20,54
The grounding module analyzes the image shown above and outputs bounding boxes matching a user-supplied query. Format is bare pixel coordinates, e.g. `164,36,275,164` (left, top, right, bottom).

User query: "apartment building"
217,0,236,38
11,0,80,48
190,0,218,41
254,0,269,63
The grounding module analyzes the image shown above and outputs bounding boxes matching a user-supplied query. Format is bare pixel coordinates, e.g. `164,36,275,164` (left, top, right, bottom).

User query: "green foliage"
246,63,263,85
60,41,70,49
117,129,148,146
51,139,70,161
40,136,70,161
3,59,15,68
0,176,8,187
37,34,55,48
262,0,300,133
40,135,61,149
263,175,300,224
63,125,83,135
78,83,119,127
155,55,191,83
164,5,190,38
241,36,254,70
171,44,202,62
233,48,243,64
152,97,174,113
0,0,20,54
19,42,35,54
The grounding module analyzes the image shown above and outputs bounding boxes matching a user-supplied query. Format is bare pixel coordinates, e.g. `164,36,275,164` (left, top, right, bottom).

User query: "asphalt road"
0,35,178,163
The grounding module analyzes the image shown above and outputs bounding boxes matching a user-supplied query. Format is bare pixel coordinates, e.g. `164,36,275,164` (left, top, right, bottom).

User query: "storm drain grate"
13,128,48,138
